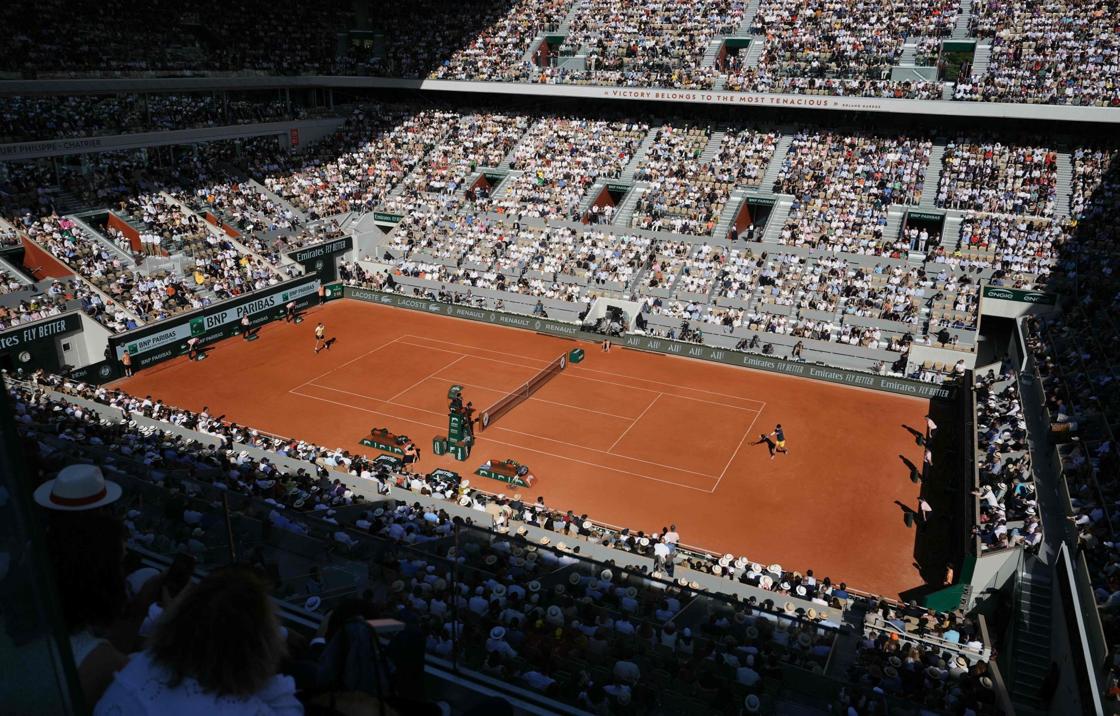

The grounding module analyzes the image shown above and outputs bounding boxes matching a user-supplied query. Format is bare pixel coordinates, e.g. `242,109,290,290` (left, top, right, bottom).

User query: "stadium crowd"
1,0,363,76
775,130,931,256
126,191,284,298
0,94,294,143
936,140,1058,217
490,118,648,219
1023,147,1120,628
431,0,570,83
9,366,997,714
264,108,457,220
1,0,1117,111
960,0,1120,106
953,213,1067,286
548,0,742,90
631,125,777,235
369,0,529,79
731,0,958,99
15,214,190,328
972,367,1042,552
380,112,532,216
0,279,106,330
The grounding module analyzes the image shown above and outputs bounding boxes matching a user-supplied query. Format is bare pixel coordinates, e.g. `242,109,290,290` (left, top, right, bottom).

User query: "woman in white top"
95,566,302,716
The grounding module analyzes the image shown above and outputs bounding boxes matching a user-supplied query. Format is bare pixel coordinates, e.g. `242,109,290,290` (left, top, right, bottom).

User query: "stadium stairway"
760,196,793,243
739,0,763,33
621,128,660,181
713,188,749,240
556,1,583,34
1008,565,1054,713
612,181,649,228
68,214,136,265
760,133,795,192
1054,150,1073,218
941,211,965,251
824,600,870,680
490,170,524,199
899,40,920,66
575,179,606,217
248,179,308,224
883,206,907,245
521,37,544,66
51,188,87,215
384,158,428,200
952,0,974,40
742,37,767,69
499,129,536,169
701,38,724,68
970,44,992,79
919,142,946,206
699,130,727,164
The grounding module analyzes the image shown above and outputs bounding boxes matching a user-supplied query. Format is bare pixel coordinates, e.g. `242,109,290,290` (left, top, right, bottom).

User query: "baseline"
385,355,466,404
290,335,403,393
607,393,661,453
710,401,766,494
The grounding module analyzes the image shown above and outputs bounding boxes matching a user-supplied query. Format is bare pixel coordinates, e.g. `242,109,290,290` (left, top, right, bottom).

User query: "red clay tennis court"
118,299,930,597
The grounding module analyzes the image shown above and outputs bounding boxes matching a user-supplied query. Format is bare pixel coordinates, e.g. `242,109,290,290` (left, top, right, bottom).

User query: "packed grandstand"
1,1,1118,715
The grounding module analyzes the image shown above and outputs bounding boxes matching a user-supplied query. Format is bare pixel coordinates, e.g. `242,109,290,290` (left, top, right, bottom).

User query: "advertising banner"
344,287,954,399
981,286,1057,306
286,236,353,283
0,312,82,353
111,277,321,370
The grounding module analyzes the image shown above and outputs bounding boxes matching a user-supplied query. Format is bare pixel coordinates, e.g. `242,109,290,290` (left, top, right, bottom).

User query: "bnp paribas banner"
111,277,320,370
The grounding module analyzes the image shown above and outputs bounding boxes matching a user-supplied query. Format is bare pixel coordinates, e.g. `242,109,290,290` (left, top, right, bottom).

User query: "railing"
863,618,990,662
977,613,1018,715
18,364,974,644
14,373,1008,714
965,370,982,559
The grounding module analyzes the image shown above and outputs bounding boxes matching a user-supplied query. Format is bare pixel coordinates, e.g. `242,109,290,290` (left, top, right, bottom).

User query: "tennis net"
479,353,567,430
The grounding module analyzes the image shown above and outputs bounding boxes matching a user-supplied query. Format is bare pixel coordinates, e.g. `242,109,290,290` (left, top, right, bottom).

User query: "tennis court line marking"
295,382,717,480
402,333,768,407
607,393,660,452
400,335,763,413
424,379,636,421
308,377,637,422
401,334,554,366
709,400,766,494
291,335,403,393
287,387,714,493
385,355,465,404
572,365,767,408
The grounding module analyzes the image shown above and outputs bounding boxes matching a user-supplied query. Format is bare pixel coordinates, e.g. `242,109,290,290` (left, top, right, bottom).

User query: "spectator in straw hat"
34,464,122,513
